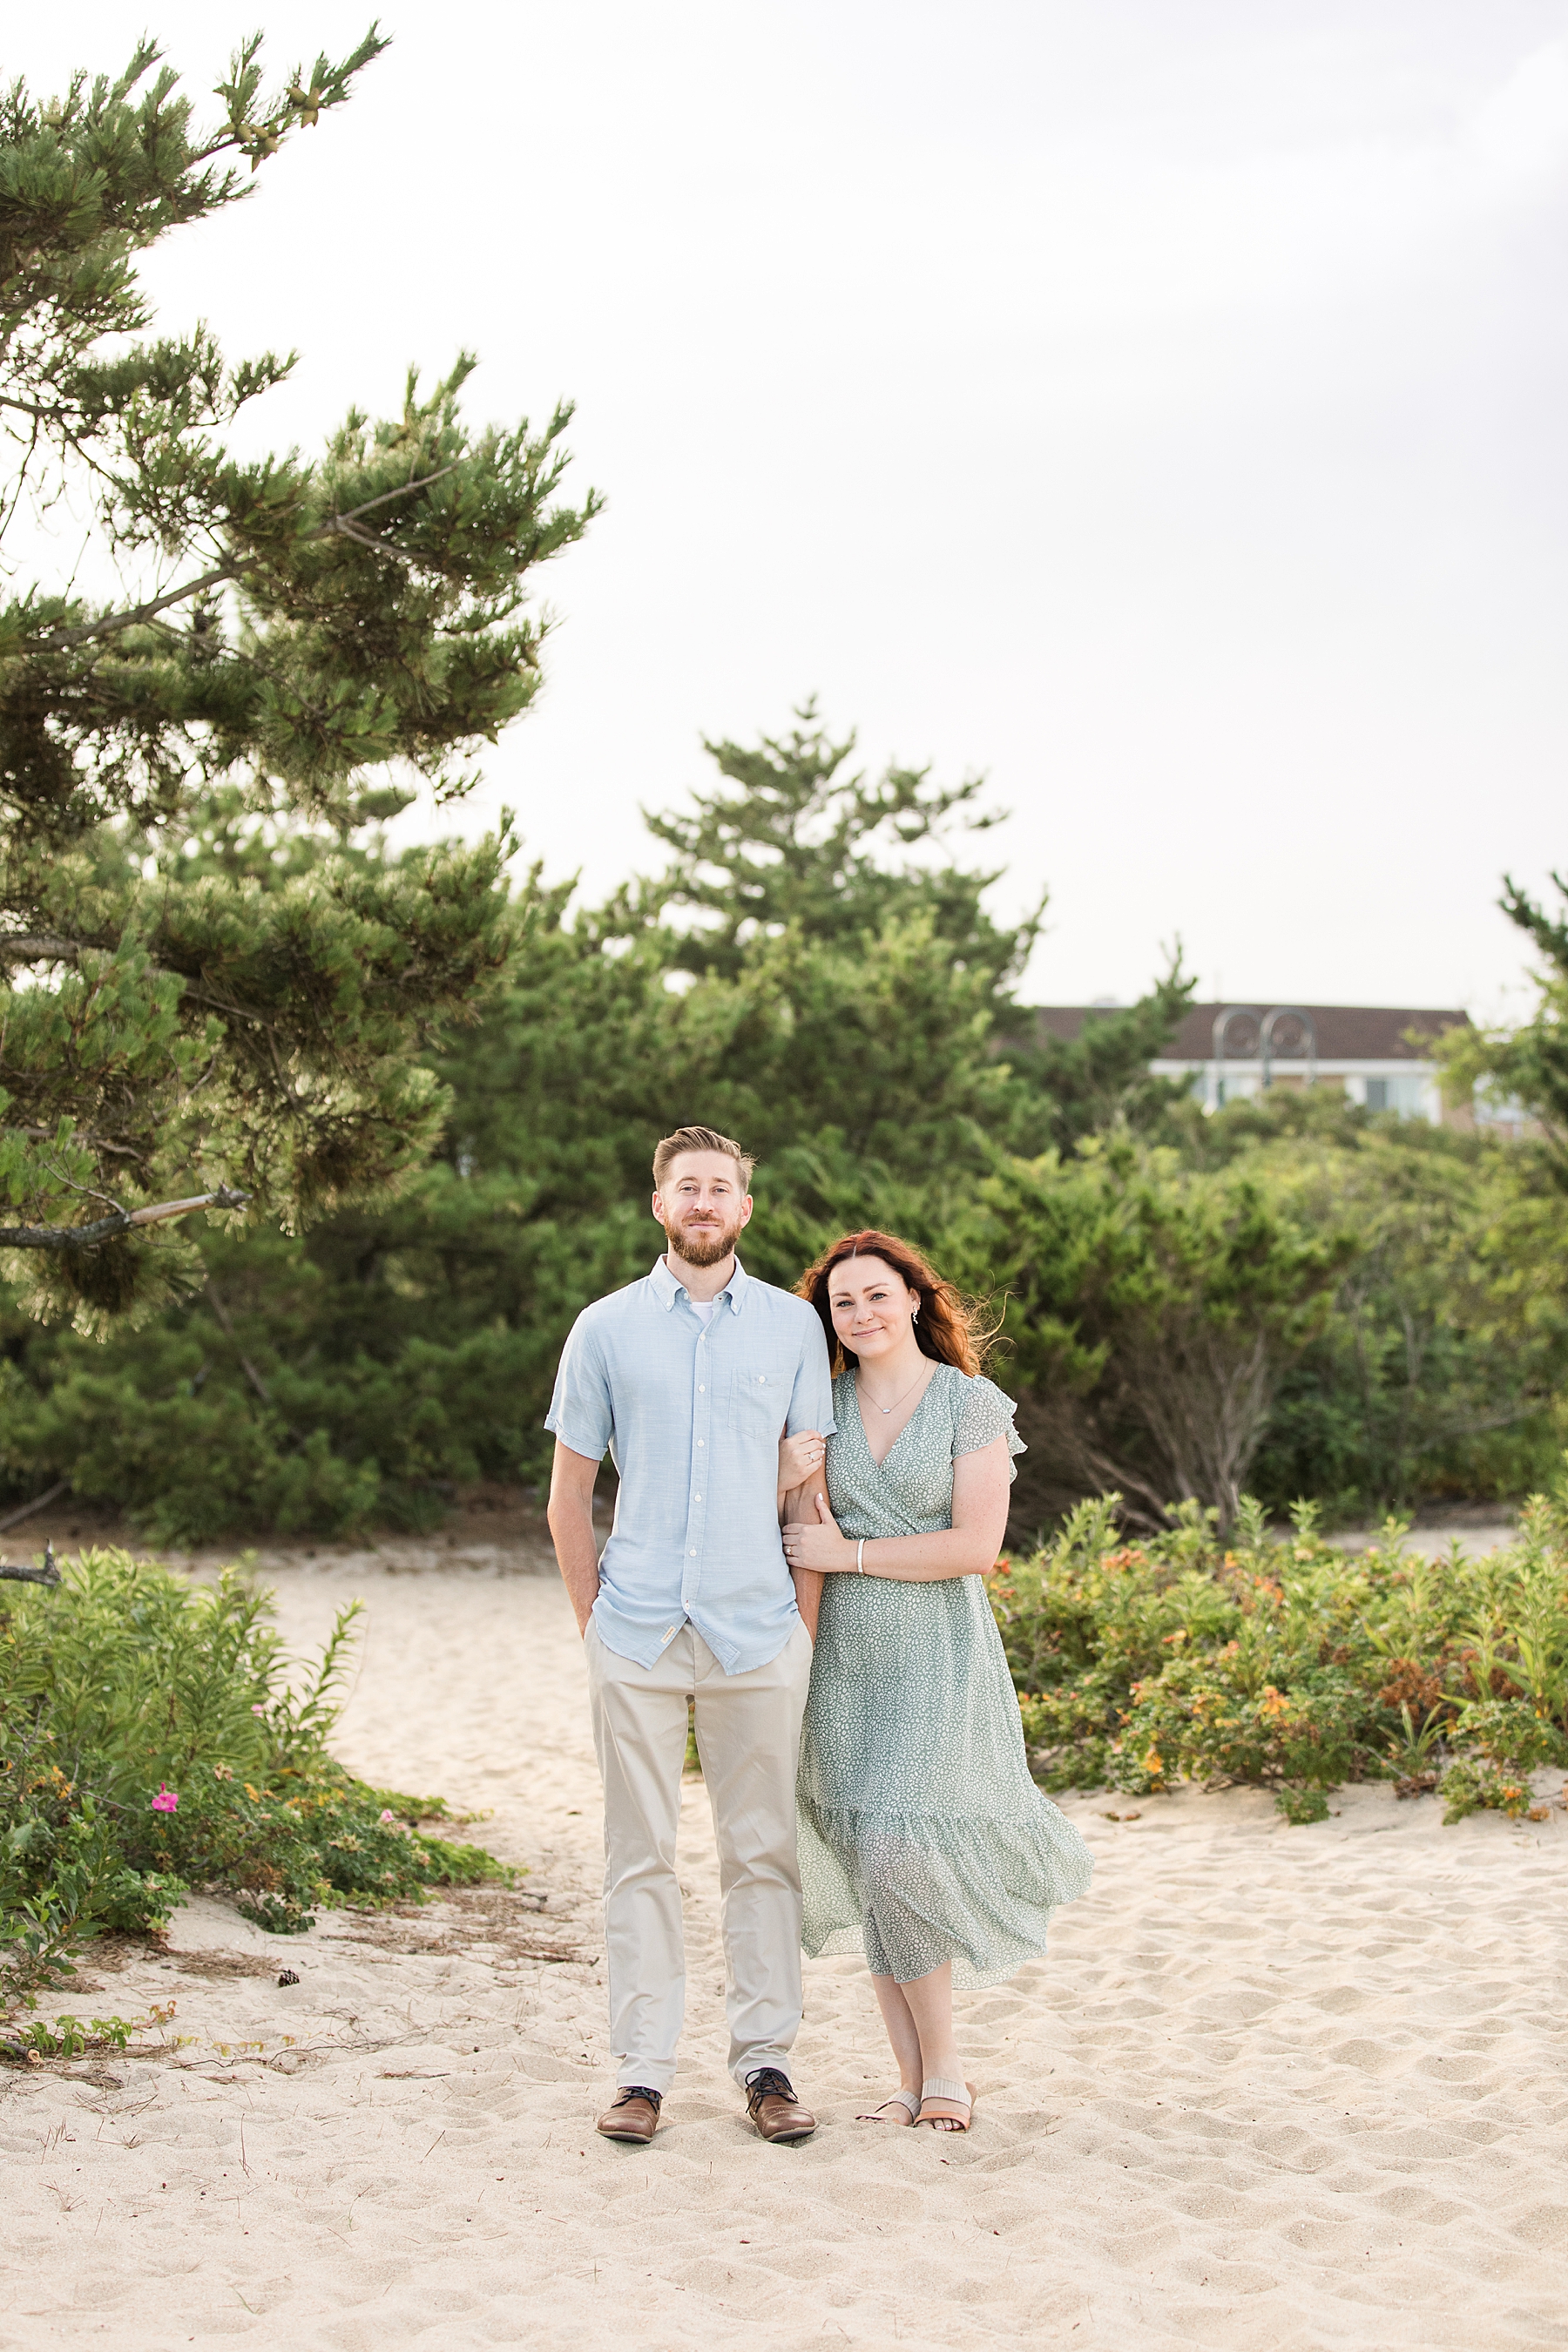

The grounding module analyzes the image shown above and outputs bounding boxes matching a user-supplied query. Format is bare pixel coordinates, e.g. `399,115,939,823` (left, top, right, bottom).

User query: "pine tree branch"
0,935,276,1037
0,935,81,963
29,465,463,655
0,1186,250,1251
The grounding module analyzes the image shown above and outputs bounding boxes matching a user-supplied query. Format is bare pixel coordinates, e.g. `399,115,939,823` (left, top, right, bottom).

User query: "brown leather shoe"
597,2085,662,2144
744,2066,816,2142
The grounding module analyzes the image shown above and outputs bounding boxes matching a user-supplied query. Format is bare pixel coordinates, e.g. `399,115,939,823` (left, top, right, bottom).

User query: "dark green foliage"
994,989,1198,1156
959,1143,1355,1531
1,710,1191,1537
1274,1786,1333,1825
993,1490,1568,1821
632,705,1196,1154
138,1769,504,1936
630,704,1035,992
0,1549,505,2002
0,30,596,1318
1438,872,1568,1182
1193,1095,1568,1518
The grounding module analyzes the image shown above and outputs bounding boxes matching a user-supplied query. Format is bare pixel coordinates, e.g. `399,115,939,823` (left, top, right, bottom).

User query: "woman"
777,1229,1092,2133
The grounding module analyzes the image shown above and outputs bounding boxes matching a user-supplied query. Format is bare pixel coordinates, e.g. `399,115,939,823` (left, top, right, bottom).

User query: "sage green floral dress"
797,1364,1092,1988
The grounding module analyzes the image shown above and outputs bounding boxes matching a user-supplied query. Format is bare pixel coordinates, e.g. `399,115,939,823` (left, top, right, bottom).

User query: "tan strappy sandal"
916,2077,976,2132
856,2087,921,2125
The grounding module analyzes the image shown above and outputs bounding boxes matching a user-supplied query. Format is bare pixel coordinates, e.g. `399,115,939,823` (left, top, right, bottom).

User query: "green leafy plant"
0,1549,507,2004
1243,1112,1568,1517
1385,1701,1446,1791
0,2007,166,2060
994,1482,1568,1824
1275,1786,1331,1825
963,1146,1355,1531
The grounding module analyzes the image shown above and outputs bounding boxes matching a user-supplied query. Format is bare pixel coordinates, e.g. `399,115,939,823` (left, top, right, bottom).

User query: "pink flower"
152,1787,179,1814
251,1703,267,1716
379,1809,396,1824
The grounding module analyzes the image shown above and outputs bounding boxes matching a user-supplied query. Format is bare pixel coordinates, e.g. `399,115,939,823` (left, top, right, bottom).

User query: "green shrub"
993,1486,1568,1825
1274,1785,1332,1825
0,1550,507,2004
1437,1760,1536,1823
1215,1109,1568,1520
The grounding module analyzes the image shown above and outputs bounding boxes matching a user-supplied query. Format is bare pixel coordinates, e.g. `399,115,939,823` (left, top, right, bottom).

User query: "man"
545,1125,834,2146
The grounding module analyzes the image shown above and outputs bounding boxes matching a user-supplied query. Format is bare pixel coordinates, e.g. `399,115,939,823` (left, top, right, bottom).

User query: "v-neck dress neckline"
853,1359,941,1470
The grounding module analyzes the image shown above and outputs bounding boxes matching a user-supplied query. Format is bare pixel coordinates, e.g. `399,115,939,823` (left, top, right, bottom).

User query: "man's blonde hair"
652,1125,756,1191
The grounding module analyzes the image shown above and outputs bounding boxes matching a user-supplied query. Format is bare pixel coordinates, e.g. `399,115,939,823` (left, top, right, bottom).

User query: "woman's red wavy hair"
794,1229,991,1377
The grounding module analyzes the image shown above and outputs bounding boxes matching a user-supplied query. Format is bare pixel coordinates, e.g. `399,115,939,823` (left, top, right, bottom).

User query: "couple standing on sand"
545,1125,1092,2146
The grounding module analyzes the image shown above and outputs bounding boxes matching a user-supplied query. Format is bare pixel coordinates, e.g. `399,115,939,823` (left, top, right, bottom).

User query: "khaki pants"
585,1618,814,2094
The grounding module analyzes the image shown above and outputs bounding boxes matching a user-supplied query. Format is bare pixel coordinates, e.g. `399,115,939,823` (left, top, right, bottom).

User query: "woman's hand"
778,1429,827,1494
782,1490,857,1572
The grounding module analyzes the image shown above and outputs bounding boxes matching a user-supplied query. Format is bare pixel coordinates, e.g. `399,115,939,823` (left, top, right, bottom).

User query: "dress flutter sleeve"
951,1373,1027,1481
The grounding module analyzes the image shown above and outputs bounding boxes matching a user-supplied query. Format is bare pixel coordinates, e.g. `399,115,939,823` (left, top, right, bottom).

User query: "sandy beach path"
3,1558,1565,2351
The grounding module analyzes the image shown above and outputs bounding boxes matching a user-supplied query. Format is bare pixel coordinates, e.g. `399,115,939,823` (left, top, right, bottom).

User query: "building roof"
1024,1002,1470,1063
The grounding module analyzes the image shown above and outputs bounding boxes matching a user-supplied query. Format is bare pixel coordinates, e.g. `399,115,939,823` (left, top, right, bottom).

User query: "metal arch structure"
1208,1004,1319,1109
1260,1005,1317,1092
1211,1005,1261,1110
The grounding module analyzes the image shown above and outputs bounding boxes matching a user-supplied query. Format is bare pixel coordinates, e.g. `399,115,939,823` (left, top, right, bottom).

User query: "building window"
1365,1075,1425,1117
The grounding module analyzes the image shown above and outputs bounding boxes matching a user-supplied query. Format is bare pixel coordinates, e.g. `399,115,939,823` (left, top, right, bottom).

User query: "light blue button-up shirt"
544,1255,835,1673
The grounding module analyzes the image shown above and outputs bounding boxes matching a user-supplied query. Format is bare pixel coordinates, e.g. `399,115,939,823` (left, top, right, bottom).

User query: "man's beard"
667,1213,744,1268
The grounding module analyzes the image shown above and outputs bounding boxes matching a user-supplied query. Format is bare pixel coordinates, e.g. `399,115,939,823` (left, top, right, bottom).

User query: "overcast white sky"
24,3,1568,1016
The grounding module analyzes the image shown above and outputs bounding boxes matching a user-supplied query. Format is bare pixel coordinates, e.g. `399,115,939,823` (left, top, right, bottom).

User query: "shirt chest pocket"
728,1363,794,1435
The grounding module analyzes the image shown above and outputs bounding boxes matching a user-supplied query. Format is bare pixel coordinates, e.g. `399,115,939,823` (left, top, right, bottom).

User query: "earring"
912,1302,920,1321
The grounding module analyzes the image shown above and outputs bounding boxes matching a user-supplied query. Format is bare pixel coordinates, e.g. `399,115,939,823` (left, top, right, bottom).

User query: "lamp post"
1260,1006,1317,1092
1208,1006,1318,1109
1210,1005,1261,1110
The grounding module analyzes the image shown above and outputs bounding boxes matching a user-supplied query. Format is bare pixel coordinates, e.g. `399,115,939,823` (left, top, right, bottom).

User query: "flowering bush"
993,1487,1568,1823
1,1550,507,2004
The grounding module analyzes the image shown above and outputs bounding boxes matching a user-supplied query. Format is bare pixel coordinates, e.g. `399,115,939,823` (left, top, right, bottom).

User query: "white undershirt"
688,1297,718,1326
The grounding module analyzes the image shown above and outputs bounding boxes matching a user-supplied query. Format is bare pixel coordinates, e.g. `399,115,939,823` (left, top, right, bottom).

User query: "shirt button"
689,1549,697,1558
697,1439,705,1448
698,1384,705,1392
694,1492,702,1501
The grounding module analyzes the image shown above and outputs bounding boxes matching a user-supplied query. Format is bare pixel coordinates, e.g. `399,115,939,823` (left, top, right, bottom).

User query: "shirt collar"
649,1254,749,1314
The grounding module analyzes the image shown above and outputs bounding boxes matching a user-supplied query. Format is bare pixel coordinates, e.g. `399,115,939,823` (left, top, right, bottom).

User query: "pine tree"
1439,873,1568,1179
0,712,1196,1538
624,700,1035,992
0,31,598,1327
607,701,1193,1155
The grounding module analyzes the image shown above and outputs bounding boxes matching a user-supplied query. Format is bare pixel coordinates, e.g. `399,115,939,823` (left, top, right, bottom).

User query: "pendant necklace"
858,1361,930,1416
